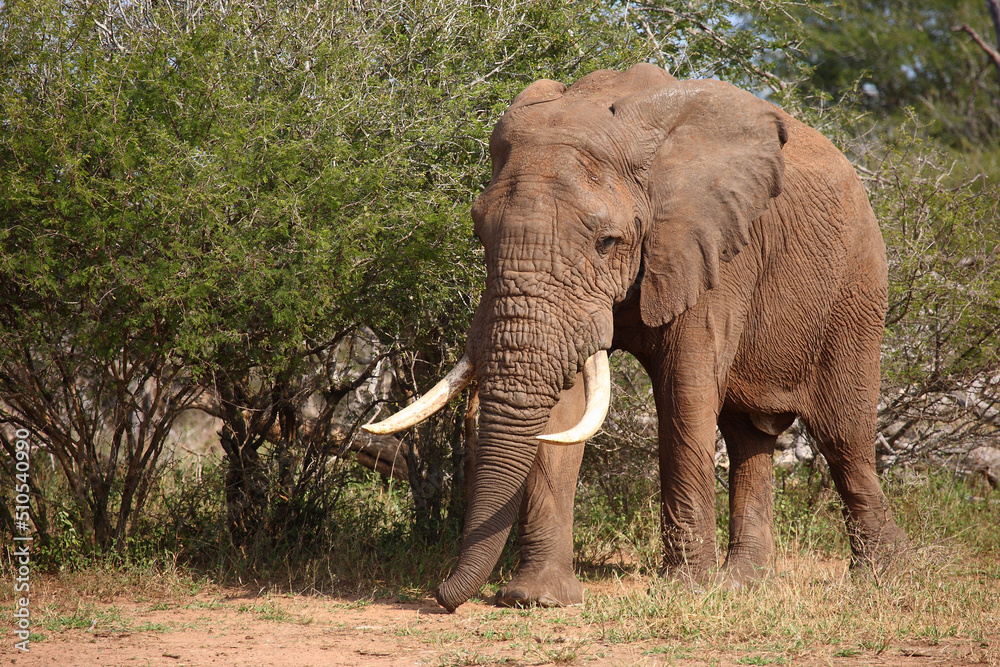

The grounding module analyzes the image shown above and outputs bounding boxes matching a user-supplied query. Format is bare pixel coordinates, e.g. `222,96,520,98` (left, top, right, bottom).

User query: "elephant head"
364,63,788,611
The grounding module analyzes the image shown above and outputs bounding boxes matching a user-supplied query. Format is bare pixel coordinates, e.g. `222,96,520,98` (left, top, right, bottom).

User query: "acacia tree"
0,0,370,549
0,0,650,549
866,125,1000,461
768,0,1000,162
0,1,215,550
329,0,650,538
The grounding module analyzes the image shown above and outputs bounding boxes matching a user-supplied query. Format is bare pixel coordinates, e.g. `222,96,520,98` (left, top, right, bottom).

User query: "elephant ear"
614,79,788,327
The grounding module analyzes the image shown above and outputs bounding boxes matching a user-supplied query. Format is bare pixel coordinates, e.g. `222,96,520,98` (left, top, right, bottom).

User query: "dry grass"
581,547,998,654
10,536,999,665
427,541,999,664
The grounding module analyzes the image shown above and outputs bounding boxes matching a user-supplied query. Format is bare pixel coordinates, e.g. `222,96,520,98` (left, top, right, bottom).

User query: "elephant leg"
654,384,722,581
717,410,779,584
805,413,907,572
803,296,907,571
495,376,585,607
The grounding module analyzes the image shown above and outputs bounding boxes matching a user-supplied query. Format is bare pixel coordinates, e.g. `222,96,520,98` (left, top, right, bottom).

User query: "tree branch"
954,23,1000,88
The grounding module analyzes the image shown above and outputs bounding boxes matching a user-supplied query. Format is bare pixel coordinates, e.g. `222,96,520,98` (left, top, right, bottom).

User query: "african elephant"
365,63,907,613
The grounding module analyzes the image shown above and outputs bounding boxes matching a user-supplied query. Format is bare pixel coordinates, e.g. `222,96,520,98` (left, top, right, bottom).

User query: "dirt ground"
4,579,993,667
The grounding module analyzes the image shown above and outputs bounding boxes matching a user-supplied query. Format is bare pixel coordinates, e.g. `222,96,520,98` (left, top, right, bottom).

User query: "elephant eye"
596,235,618,255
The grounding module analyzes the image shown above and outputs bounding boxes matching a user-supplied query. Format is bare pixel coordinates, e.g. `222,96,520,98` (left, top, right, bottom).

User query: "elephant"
365,63,907,613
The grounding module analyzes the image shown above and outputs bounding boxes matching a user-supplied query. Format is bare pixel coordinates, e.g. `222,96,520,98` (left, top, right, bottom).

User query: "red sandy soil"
3,579,992,667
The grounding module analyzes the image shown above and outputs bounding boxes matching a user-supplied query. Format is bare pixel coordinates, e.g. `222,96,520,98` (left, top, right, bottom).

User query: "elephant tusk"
536,350,611,444
362,354,475,435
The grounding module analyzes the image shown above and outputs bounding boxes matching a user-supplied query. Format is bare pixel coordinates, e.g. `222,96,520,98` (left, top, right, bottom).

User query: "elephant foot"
495,565,584,608
660,563,756,593
719,558,770,589
720,541,773,588
659,547,719,588
850,520,909,577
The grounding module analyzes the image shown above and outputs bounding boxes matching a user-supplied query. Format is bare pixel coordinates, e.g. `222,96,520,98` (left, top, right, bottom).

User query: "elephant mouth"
362,349,612,445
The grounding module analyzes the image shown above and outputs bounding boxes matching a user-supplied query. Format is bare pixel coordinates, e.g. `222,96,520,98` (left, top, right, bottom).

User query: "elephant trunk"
435,321,567,612
434,399,553,611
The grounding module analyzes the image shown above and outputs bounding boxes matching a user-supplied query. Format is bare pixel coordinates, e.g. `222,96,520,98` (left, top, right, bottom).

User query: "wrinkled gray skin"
434,64,907,613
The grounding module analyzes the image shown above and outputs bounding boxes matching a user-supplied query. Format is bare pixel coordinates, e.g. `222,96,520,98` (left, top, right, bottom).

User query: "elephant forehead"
495,98,624,150
476,159,616,236
492,188,597,250
490,64,676,179
491,109,645,185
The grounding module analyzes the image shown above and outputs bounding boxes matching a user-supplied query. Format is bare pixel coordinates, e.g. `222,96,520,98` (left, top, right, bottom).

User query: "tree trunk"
221,424,268,547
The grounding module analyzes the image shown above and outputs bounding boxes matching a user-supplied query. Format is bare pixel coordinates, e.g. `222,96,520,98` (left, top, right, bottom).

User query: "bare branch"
954,23,1000,89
